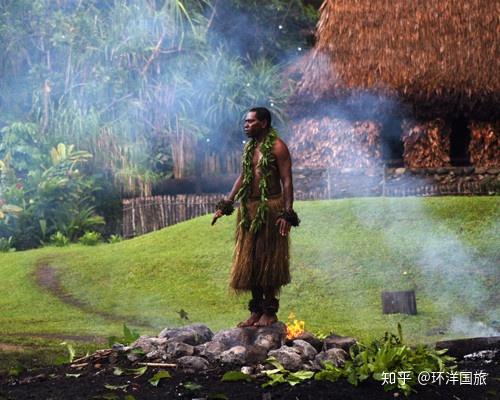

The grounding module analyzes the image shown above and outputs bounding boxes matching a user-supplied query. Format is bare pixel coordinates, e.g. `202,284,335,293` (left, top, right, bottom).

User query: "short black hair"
249,107,272,127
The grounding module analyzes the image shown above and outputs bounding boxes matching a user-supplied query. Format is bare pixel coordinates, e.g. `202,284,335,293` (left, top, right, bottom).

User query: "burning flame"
286,312,305,340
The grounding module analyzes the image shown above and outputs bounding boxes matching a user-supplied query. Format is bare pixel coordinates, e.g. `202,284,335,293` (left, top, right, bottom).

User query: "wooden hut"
288,0,499,169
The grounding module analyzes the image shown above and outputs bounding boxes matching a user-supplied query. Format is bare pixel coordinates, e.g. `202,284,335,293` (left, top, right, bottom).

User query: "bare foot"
253,313,277,327
237,312,262,328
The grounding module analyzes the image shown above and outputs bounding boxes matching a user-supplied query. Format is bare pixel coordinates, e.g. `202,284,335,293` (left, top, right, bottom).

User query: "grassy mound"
0,197,498,359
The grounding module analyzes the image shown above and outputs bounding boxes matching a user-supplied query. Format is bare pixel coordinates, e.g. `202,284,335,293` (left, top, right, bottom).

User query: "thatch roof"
291,0,499,120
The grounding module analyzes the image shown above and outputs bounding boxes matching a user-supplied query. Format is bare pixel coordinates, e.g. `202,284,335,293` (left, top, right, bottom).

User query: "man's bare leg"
254,288,278,327
237,288,263,328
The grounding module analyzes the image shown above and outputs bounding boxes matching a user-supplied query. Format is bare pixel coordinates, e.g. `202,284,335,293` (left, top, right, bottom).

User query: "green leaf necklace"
235,128,278,233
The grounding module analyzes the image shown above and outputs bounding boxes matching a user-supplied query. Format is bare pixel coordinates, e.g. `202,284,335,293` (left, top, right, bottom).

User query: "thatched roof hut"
288,0,499,169
291,0,499,120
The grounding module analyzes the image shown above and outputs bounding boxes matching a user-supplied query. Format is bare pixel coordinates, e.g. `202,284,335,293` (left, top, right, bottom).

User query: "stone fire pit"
117,323,356,374
3,325,499,399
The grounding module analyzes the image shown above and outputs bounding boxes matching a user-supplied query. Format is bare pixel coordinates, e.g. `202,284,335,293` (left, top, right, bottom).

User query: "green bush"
107,324,140,347
315,324,456,396
79,231,101,246
108,234,123,244
259,324,456,396
0,134,104,249
50,231,70,247
0,236,15,252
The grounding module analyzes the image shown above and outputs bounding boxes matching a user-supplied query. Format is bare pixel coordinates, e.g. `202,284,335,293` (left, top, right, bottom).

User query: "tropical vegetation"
0,0,317,249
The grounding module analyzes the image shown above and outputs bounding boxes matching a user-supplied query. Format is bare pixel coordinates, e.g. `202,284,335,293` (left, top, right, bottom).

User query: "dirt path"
0,344,26,352
2,333,107,344
34,264,153,329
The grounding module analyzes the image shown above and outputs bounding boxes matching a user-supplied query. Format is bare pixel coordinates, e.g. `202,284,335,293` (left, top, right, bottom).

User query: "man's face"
244,111,267,138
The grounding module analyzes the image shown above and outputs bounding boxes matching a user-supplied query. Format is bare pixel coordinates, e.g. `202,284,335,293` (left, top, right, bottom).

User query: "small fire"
286,312,305,340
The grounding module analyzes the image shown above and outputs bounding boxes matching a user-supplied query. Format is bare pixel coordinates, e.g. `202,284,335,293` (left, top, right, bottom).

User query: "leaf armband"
278,209,300,227
215,199,235,216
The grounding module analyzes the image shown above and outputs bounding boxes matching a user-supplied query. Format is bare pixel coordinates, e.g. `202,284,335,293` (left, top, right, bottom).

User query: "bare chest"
251,146,278,175
252,147,263,169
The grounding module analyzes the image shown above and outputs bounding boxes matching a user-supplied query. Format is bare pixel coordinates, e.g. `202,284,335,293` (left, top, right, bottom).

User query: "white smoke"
449,315,500,338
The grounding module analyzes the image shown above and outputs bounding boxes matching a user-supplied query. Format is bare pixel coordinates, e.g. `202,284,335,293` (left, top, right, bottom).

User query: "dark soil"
1,352,498,400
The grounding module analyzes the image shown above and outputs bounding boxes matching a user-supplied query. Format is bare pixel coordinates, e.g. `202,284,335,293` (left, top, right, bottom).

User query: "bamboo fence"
122,193,224,238
122,170,498,238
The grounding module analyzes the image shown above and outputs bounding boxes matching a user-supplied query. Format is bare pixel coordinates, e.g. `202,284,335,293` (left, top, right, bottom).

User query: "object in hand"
215,199,235,216
277,209,300,227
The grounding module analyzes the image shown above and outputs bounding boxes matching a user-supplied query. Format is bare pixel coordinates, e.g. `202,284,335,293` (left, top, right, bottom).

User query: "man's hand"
211,209,224,226
275,217,291,236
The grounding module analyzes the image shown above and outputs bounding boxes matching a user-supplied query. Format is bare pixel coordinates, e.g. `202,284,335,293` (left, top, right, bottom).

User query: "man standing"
212,107,299,327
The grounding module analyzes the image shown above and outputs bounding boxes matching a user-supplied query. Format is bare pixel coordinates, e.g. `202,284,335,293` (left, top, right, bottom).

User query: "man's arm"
227,172,243,202
274,139,294,236
275,138,293,211
211,173,243,225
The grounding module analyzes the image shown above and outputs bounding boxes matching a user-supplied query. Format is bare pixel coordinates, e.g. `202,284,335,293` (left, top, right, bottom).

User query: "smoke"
288,43,499,338
0,0,314,183
2,1,497,340
449,316,500,338
316,97,500,337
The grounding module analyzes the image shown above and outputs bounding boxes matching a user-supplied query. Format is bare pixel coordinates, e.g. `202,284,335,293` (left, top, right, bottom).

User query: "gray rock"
131,335,154,353
158,324,213,346
395,168,406,175
177,356,210,371
145,349,166,360
151,337,168,346
475,167,487,174
286,332,323,352
314,348,348,369
487,168,500,174
240,366,254,375
195,341,227,362
220,345,247,365
323,334,357,352
166,341,194,358
292,339,318,361
112,344,131,352
253,323,287,351
127,352,140,362
212,327,253,348
245,345,268,364
131,336,167,354
268,346,303,371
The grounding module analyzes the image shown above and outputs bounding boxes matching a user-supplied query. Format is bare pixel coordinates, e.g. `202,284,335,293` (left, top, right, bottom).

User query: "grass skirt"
229,195,290,293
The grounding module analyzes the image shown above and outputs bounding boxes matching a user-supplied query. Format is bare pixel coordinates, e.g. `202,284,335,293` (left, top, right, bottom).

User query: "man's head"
244,107,272,139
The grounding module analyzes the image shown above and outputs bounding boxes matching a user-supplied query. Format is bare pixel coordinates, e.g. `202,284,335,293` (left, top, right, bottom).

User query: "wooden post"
381,290,417,315
131,201,136,237
436,336,500,358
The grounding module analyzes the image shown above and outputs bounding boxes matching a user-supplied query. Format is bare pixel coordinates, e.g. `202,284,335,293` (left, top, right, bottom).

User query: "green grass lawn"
0,196,499,368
